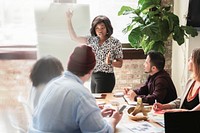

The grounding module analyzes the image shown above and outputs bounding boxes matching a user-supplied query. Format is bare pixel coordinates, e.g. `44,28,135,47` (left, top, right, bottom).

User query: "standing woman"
153,48,200,112
66,11,123,93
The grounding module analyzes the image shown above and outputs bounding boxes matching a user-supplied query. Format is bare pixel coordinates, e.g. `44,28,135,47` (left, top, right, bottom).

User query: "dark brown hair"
191,48,200,81
147,50,165,71
30,55,64,87
90,15,113,38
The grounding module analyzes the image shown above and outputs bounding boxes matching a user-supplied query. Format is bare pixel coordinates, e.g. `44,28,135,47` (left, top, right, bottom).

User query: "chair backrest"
18,96,33,128
7,107,27,133
164,111,200,133
8,96,32,133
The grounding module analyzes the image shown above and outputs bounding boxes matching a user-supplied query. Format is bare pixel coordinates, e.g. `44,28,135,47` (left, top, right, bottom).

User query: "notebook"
164,111,200,133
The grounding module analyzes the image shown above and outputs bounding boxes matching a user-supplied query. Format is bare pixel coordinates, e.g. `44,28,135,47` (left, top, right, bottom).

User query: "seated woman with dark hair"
28,55,64,110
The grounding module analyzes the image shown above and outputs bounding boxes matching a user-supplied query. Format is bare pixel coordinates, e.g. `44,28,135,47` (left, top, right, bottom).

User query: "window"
0,0,37,46
0,0,138,46
0,0,142,59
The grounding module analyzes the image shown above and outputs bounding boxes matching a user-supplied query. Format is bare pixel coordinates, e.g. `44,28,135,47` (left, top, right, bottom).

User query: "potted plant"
118,0,198,54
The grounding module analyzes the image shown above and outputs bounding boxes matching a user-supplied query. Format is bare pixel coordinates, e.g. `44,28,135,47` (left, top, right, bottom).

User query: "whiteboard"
34,3,90,68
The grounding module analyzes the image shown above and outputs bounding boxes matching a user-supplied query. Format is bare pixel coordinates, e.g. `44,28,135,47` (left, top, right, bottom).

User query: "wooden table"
94,93,165,133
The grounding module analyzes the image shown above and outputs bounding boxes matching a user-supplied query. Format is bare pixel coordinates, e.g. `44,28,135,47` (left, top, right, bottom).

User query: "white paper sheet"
124,121,164,133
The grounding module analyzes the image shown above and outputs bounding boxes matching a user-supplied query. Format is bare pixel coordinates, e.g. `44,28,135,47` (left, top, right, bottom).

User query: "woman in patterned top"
66,10,123,93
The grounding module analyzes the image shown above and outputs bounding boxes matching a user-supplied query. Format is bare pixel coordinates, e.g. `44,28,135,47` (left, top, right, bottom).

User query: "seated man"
28,45,122,133
124,50,177,105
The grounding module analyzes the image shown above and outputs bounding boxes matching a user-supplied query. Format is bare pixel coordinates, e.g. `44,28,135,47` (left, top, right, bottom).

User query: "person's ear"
152,66,157,71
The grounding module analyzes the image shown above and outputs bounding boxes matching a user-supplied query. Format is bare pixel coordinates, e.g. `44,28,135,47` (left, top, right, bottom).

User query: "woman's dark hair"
192,48,200,81
147,50,165,71
30,55,64,87
90,15,113,38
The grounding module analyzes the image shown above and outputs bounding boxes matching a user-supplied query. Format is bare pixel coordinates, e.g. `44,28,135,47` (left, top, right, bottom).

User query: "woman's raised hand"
66,9,73,21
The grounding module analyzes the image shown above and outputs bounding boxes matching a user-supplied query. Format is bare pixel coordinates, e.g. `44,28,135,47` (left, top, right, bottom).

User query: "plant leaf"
173,26,185,45
159,19,170,41
142,22,163,41
139,0,161,12
153,41,165,53
181,26,198,37
162,6,171,12
164,12,179,32
128,27,143,48
118,0,198,54
122,23,134,33
118,6,134,16
132,16,144,24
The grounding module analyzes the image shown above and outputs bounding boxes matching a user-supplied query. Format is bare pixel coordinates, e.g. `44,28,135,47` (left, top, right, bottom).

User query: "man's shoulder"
153,70,173,82
155,70,170,77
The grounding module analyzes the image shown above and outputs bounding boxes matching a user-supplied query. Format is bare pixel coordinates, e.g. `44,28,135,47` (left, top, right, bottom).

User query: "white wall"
172,0,200,96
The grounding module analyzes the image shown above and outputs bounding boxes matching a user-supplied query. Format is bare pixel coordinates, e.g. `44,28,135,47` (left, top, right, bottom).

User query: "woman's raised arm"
66,10,87,44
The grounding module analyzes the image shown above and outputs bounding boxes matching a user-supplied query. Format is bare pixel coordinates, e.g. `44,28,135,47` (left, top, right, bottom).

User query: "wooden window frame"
0,45,37,60
122,43,146,59
0,43,146,60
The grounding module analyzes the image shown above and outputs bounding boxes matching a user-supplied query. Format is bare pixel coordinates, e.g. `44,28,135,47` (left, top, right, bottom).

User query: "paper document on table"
148,112,165,127
92,94,107,99
124,121,164,133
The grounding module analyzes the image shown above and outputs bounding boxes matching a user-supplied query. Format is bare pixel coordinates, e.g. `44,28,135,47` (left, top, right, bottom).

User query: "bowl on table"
127,106,152,121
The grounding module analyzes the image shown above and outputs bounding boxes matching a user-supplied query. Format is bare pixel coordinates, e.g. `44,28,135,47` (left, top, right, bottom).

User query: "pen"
123,96,129,105
155,99,157,103
154,99,157,109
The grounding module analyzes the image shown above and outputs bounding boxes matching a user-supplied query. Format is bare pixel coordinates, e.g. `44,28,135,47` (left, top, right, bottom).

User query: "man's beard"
144,67,152,74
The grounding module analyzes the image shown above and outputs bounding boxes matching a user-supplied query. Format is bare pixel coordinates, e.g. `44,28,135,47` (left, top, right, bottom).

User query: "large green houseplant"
118,0,198,54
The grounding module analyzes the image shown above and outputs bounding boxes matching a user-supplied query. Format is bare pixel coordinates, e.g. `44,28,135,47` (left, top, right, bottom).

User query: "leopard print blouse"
87,36,123,73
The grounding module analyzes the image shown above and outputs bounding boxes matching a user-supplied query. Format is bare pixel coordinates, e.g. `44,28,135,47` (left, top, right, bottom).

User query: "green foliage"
118,0,198,54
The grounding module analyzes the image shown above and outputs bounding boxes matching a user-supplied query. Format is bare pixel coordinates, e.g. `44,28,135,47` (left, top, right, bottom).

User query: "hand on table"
110,110,123,128
153,102,189,113
153,102,164,111
101,108,115,117
123,87,137,101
